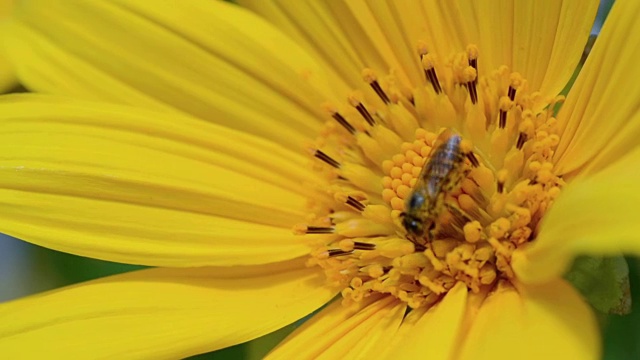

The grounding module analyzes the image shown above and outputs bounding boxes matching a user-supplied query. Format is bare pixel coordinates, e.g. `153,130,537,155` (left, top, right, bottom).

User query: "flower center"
296,44,564,309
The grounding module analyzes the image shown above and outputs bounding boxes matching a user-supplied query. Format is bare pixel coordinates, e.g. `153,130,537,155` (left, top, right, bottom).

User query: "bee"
401,131,467,246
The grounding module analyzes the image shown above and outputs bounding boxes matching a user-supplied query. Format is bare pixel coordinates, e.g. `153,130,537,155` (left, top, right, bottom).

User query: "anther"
508,73,522,101
332,112,356,134
345,195,366,212
466,152,480,167
498,96,511,129
328,249,354,257
323,103,356,134
314,149,341,169
462,66,478,104
516,132,527,150
305,226,335,234
467,81,478,104
362,68,390,104
507,86,516,101
353,241,376,250
497,169,508,194
421,53,442,94
348,94,376,126
467,45,479,71
460,139,479,167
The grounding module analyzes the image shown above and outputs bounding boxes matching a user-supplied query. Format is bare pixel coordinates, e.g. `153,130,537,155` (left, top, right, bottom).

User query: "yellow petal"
459,0,597,101
267,296,405,359
0,258,338,359
384,282,468,360
0,0,17,92
458,280,599,360
236,0,359,94
554,0,640,178
0,95,314,266
514,146,640,284
241,0,597,102
4,0,332,147
0,55,16,93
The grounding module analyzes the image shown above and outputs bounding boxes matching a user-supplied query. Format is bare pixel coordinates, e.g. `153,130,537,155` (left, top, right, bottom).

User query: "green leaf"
564,255,631,315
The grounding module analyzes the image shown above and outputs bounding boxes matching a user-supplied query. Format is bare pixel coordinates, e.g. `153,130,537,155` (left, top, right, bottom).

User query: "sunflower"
0,0,637,358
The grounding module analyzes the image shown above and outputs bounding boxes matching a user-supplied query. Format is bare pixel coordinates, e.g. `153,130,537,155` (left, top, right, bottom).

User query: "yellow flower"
0,0,636,358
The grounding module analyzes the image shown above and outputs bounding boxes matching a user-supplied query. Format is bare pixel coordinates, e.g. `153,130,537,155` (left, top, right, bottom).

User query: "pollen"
297,43,564,309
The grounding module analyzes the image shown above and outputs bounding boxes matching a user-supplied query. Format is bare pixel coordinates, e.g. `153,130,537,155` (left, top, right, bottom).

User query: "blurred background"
1,0,635,359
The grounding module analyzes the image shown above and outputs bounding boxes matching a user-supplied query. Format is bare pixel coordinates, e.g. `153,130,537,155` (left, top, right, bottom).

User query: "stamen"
516,132,527,150
508,73,522,101
305,226,335,234
463,46,479,104
314,149,341,169
497,169,508,193
461,139,480,167
466,152,480,167
421,53,442,94
467,45,479,74
346,196,366,211
498,96,512,129
507,86,516,101
353,241,376,250
348,94,376,126
362,68,391,104
328,249,354,257
323,103,356,134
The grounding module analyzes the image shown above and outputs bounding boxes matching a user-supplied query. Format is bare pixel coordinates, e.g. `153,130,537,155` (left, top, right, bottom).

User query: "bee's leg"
413,241,426,252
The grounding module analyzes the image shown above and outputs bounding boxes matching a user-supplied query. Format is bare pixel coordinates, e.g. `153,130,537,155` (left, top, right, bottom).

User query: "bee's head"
401,213,424,237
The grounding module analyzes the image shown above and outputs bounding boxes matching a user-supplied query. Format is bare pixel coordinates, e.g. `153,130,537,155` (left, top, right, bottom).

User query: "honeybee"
401,131,467,245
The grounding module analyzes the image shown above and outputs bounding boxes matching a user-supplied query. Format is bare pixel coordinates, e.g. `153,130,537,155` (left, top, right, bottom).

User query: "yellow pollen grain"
392,154,406,165
424,248,445,271
390,166,403,179
537,169,553,183
462,66,477,83
391,178,403,190
397,184,411,199
401,173,413,185
401,162,413,173
347,91,364,108
548,186,561,199
510,72,523,89
499,96,512,111
361,68,377,83
422,53,437,70
431,239,458,258
480,264,497,284
350,277,363,288
382,176,393,188
367,264,384,278
338,239,355,252
416,40,429,56
467,44,479,59
474,245,493,262
382,188,396,203
464,221,483,243
390,197,404,211
489,217,511,239
419,146,432,157
497,169,509,184
382,160,394,174
509,206,532,229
